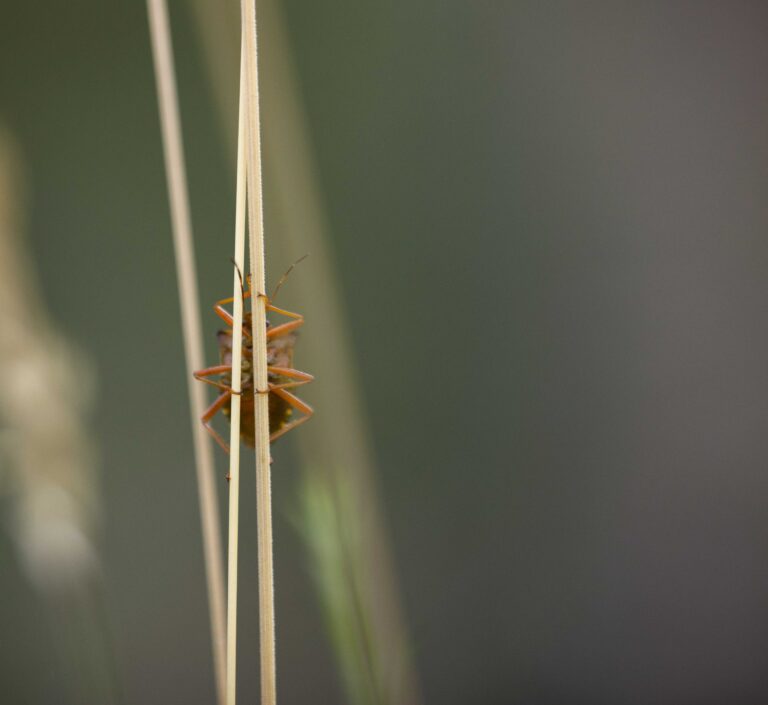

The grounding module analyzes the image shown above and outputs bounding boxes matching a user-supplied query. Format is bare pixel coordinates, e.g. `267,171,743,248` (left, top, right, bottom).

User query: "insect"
193,263,314,453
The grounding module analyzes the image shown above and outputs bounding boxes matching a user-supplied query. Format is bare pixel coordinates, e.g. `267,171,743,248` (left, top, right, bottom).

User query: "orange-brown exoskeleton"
193,266,314,454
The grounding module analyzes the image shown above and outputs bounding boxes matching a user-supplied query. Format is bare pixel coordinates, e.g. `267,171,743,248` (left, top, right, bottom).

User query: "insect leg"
265,302,301,319
265,305,305,340
201,390,232,453
213,304,253,340
267,366,314,391
213,274,254,334
268,388,314,442
193,364,235,393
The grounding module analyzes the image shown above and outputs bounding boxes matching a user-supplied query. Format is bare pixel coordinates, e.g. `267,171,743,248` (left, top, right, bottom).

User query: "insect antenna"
230,257,246,302
270,254,308,303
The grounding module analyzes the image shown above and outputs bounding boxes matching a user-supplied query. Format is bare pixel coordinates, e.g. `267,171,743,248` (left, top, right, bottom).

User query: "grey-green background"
3,2,768,703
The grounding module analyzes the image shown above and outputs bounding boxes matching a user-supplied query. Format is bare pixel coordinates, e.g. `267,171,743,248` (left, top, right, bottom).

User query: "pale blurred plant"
0,127,99,595
0,128,120,704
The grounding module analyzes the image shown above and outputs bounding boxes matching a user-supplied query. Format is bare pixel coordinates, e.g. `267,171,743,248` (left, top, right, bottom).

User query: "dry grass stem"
145,3,226,703
225,39,248,705
240,1,277,703
239,1,277,703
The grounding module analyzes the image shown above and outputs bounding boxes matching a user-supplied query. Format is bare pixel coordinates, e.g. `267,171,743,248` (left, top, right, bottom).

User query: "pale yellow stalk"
240,2,277,704
226,38,248,705
145,3,226,704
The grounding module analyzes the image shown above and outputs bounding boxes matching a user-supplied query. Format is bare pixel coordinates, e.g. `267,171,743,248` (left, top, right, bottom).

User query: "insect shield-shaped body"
193,278,314,454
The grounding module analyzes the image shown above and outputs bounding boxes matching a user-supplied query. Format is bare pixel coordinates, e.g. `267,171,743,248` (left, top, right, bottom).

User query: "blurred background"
2,2,768,704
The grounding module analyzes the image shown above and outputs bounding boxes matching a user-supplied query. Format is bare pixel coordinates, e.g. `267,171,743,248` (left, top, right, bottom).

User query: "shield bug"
193,263,314,453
